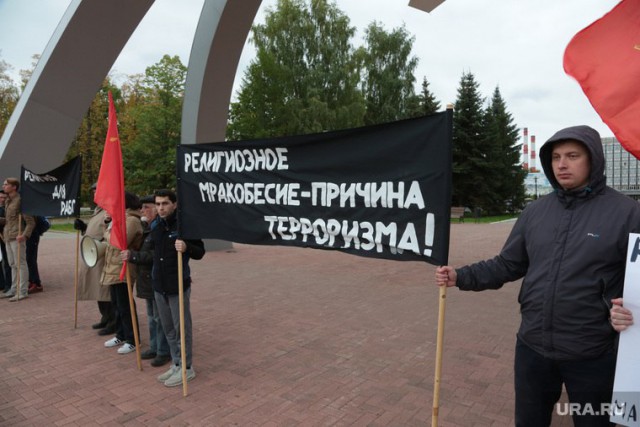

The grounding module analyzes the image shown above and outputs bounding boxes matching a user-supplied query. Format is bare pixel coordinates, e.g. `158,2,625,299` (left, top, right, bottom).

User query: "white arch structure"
0,0,443,178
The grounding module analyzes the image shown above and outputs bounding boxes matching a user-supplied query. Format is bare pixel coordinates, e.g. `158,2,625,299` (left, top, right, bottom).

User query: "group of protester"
0,178,47,302
73,187,205,387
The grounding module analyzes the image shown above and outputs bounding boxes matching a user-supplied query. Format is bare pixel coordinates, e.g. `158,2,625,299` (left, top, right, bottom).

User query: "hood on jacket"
539,125,605,193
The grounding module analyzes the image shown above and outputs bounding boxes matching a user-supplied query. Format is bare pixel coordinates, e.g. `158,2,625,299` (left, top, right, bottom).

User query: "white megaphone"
80,235,108,268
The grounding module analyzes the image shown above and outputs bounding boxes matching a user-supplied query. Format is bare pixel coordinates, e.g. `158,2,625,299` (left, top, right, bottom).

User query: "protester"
120,195,171,367
26,215,49,293
75,184,117,335
435,125,638,426
102,192,144,355
0,178,36,301
151,189,204,387
0,190,12,293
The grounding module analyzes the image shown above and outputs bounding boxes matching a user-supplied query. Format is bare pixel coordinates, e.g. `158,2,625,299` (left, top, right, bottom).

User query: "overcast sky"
0,0,620,169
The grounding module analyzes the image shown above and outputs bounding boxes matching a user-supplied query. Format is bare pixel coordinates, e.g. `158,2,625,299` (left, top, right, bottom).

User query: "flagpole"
432,104,454,426
74,229,80,328
432,284,447,426
125,264,143,371
178,253,187,397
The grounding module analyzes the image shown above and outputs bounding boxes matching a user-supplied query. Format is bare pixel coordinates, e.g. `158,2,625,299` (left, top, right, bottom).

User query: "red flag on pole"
94,91,127,252
563,0,640,159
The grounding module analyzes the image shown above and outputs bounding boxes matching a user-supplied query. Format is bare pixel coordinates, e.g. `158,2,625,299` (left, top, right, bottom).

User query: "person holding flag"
101,192,144,354
436,125,640,426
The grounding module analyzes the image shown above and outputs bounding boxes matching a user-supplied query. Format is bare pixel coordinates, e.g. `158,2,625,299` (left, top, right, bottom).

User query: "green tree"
66,80,120,205
123,55,187,194
482,86,526,213
0,54,19,137
407,76,441,117
451,71,488,209
227,0,365,140
358,22,418,125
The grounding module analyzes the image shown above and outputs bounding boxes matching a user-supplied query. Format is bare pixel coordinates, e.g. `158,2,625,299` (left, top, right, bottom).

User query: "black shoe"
150,354,171,367
98,327,116,336
141,350,156,360
92,321,106,330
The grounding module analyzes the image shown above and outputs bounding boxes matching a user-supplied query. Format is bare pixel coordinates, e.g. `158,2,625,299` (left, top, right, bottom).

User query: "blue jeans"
514,338,616,427
146,298,170,356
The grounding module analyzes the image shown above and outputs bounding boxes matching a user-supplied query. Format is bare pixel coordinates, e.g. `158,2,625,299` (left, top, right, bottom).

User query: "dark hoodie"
456,125,640,360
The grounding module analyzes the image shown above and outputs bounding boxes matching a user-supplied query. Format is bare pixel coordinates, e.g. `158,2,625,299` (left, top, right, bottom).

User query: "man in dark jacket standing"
120,195,171,367
150,189,205,387
436,125,639,426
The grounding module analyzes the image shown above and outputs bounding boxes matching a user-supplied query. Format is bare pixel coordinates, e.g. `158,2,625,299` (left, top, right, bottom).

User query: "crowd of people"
1,179,204,389
74,188,205,388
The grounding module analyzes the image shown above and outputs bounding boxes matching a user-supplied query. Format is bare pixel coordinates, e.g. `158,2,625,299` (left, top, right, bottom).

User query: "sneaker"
164,367,196,387
157,365,179,383
151,354,171,367
0,291,15,299
9,294,28,302
117,343,136,354
104,337,123,348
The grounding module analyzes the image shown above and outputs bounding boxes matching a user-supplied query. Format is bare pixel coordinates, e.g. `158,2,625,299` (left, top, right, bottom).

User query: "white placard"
611,233,640,425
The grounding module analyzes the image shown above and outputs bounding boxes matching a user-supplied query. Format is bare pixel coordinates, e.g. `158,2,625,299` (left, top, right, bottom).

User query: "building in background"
602,137,640,199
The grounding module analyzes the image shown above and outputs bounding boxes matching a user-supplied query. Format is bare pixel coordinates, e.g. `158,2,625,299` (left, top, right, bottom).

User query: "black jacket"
456,125,640,360
150,211,205,296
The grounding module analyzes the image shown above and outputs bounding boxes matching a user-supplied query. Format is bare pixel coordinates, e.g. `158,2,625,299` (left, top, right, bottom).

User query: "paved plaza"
0,222,575,426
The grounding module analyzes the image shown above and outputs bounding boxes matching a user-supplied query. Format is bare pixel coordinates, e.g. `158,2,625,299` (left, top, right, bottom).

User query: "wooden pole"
177,253,187,397
74,230,80,328
432,285,447,426
125,265,143,371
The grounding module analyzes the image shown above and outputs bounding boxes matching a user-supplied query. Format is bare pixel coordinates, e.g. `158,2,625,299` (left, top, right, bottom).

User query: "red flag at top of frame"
564,0,640,159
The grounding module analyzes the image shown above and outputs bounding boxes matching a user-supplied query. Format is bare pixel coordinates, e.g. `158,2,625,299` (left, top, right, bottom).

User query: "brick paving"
0,222,575,426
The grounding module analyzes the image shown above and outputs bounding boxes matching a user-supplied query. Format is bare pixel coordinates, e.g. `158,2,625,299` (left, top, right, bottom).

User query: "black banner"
20,156,82,217
177,112,452,265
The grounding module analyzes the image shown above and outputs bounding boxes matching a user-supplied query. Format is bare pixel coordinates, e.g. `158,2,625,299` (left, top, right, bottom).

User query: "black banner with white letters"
177,112,452,265
20,156,82,217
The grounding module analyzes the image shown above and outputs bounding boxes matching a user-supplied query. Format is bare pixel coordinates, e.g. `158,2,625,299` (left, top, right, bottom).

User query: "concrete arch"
0,0,154,178
0,0,443,177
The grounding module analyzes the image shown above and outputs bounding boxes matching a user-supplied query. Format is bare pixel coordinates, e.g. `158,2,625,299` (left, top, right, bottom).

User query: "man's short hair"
5,177,19,190
154,189,177,203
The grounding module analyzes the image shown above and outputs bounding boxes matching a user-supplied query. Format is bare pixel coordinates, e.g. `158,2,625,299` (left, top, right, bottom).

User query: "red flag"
94,92,127,252
563,0,640,159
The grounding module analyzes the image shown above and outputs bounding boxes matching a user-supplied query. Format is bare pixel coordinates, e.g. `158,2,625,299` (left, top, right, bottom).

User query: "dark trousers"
26,233,41,285
0,241,11,291
97,300,117,330
110,283,137,345
515,338,616,427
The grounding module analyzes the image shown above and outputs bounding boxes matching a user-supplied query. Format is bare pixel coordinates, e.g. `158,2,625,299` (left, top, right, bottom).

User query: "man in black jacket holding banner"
150,189,205,387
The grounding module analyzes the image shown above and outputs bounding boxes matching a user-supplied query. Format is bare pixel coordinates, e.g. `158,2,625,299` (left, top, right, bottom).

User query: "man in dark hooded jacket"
436,125,639,426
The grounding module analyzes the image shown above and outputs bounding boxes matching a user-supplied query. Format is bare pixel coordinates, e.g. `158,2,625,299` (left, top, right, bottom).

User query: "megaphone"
80,235,108,267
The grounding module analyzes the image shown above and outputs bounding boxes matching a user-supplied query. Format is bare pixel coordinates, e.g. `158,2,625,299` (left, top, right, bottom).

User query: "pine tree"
452,71,488,209
482,86,526,213
407,76,441,117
